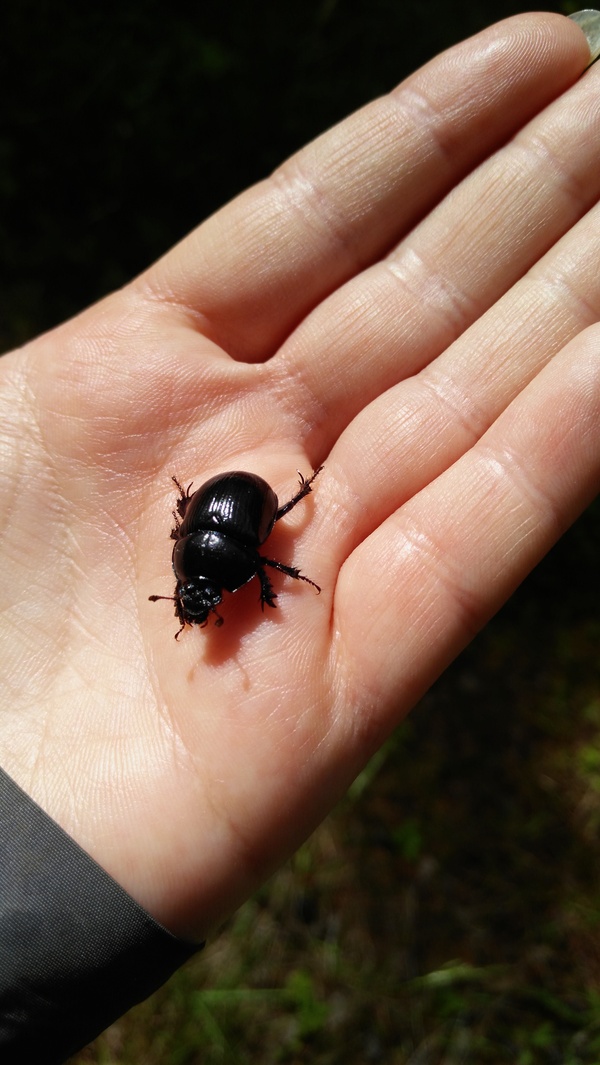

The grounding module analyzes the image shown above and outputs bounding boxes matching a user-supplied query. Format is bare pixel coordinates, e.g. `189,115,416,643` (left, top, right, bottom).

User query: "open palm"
1,13,599,941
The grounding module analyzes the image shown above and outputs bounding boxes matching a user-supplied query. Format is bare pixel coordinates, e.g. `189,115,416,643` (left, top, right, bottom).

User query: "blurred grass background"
2,1,600,1061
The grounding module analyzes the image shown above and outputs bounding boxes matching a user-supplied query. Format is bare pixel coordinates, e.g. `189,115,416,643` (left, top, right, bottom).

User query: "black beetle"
149,467,322,637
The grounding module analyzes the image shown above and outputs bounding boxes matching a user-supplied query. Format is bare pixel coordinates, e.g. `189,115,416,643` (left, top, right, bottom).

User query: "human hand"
0,13,598,941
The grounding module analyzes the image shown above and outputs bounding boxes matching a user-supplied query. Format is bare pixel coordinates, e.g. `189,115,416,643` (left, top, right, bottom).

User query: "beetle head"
176,578,223,627
149,578,223,636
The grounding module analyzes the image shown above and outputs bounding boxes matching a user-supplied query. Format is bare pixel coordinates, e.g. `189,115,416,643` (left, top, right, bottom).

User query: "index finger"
137,13,588,361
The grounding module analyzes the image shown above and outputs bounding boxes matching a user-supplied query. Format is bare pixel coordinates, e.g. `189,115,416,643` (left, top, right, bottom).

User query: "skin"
0,13,599,943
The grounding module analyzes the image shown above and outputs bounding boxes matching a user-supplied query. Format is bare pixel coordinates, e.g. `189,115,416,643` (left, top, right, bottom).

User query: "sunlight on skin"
0,14,599,942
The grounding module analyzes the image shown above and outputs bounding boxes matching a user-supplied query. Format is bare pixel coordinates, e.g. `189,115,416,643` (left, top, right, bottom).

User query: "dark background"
0,0,580,346
3,3,600,1062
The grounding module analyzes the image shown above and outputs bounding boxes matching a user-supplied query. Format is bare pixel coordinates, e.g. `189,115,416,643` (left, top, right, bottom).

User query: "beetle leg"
260,556,321,594
274,465,323,522
170,510,181,540
172,475,195,521
198,606,224,628
173,590,189,639
256,566,278,610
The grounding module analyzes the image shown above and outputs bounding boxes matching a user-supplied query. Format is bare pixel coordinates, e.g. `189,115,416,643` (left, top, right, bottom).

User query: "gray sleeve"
0,766,201,1065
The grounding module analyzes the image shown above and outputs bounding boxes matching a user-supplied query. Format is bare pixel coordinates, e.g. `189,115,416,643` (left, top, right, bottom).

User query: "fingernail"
568,9,600,65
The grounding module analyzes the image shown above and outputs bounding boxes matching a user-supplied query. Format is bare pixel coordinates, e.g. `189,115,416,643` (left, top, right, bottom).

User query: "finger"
320,196,600,560
137,14,588,362
276,55,600,446
332,323,600,746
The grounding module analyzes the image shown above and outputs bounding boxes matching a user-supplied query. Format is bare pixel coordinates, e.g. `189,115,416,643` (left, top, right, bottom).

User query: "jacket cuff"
0,765,201,1064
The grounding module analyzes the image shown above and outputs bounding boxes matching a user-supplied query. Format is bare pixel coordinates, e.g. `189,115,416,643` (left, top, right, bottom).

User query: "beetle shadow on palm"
193,542,320,668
